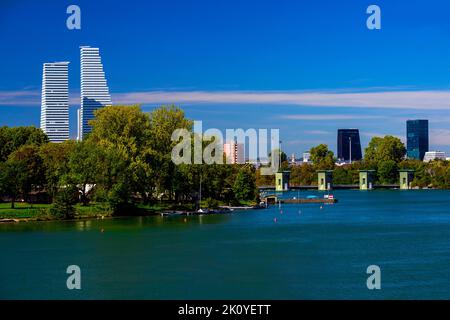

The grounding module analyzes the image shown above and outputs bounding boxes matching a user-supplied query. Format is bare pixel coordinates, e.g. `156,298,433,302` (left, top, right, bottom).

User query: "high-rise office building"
337,129,362,162
407,119,429,160
224,142,245,164
79,46,111,140
40,62,70,143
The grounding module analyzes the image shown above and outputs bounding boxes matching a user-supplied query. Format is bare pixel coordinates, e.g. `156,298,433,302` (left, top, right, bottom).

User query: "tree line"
0,105,257,218
2,106,449,219
257,135,450,188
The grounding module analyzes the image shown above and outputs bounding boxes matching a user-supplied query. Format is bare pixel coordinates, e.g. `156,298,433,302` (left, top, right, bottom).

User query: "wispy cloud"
0,90,40,106
430,129,450,146
303,130,332,135
112,90,450,110
284,139,328,146
3,89,450,111
280,114,385,120
361,131,405,143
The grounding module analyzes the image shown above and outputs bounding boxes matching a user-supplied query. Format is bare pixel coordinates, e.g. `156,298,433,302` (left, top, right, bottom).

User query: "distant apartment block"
302,152,311,163
423,151,446,162
78,46,111,140
337,129,362,162
40,62,70,143
224,142,245,164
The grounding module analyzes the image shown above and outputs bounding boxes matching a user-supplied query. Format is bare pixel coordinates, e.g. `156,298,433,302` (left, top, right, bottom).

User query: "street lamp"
349,136,352,164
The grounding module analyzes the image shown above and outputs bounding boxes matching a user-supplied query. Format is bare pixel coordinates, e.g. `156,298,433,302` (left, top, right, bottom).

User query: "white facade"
302,152,311,163
76,108,82,141
423,151,446,162
79,46,111,140
290,153,296,164
40,62,70,143
224,142,245,164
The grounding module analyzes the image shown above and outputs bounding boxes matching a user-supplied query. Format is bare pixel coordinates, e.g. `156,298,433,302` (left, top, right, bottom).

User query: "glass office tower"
407,119,429,160
337,129,362,162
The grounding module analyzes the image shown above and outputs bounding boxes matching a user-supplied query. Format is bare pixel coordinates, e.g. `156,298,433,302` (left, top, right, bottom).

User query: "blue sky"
1,0,450,156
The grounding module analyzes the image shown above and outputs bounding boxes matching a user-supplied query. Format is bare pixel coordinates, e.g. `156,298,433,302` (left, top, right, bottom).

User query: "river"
1,189,450,299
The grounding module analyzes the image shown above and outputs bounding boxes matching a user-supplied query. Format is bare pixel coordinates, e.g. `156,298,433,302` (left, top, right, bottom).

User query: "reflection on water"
75,220,92,231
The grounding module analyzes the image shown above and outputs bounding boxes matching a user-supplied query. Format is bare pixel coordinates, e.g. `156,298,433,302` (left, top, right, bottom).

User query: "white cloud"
430,129,450,146
3,89,450,113
111,90,450,110
280,114,384,120
303,130,332,135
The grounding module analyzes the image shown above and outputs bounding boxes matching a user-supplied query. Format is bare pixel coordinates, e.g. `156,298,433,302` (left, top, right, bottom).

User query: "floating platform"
280,198,337,204
262,196,337,205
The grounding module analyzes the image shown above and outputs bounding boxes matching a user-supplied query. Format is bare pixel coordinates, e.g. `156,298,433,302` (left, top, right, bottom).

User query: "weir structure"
317,170,333,191
275,171,290,191
359,170,376,190
399,169,415,190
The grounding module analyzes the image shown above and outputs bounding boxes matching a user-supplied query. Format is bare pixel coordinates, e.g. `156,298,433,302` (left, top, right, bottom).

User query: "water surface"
1,190,450,299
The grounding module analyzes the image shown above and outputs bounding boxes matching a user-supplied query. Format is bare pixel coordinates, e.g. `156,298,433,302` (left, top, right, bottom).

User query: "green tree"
0,126,48,162
333,166,355,185
289,163,316,186
1,145,45,206
310,144,335,169
0,160,27,208
49,185,78,219
39,141,75,198
233,166,256,201
148,105,193,199
89,105,151,159
365,136,406,163
378,160,398,184
87,105,153,207
66,141,102,205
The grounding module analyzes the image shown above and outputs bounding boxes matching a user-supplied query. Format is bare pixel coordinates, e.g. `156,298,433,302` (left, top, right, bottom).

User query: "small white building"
302,152,311,163
423,151,446,162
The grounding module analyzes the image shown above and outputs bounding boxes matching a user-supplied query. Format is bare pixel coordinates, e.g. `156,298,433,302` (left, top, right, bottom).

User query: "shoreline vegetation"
1,105,449,223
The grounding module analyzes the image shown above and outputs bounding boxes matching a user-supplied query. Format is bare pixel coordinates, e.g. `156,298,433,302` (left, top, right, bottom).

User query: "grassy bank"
0,202,112,220
0,199,258,221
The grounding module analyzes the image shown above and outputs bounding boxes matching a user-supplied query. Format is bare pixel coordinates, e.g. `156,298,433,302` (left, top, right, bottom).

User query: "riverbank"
0,200,259,223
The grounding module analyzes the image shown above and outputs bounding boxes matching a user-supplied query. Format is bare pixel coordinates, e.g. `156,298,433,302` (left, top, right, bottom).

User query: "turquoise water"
1,190,450,299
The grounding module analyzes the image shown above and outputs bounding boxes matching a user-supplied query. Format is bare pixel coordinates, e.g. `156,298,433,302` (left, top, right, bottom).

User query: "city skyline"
2,0,450,154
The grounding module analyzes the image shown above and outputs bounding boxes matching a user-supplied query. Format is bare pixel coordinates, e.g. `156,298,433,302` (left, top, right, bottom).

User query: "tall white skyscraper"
79,46,111,140
40,62,70,143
